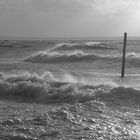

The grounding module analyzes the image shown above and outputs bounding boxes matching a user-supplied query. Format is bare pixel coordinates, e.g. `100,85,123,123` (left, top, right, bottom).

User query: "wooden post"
121,32,127,78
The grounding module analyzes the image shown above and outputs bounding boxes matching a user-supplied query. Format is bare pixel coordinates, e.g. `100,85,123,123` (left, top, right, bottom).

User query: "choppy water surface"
0,39,140,139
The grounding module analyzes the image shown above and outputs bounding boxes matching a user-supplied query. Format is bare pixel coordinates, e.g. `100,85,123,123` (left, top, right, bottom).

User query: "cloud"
28,0,92,17
1,0,140,17
91,0,140,16
0,0,140,37
0,0,30,18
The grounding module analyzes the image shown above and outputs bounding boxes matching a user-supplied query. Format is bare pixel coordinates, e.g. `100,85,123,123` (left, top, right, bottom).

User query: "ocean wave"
24,49,140,64
0,40,30,48
0,72,140,106
50,41,117,51
0,72,102,103
24,50,118,63
125,52,140,67
96,86,140,106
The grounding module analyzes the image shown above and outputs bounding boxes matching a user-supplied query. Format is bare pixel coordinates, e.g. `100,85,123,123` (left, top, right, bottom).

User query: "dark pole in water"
121,32,127,78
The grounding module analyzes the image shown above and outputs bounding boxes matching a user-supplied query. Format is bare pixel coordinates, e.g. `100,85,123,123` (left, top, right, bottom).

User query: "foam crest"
24,50,98,63
0,72,104,103
24,50,119,63
85,41,101,46
50,41,116,51
0,72,140,106
24,49,140,64
125,52,140,67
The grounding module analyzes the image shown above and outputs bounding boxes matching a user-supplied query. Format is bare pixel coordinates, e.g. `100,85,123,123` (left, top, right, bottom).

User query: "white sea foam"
25,50,97,63
49,41,116,52
24,49,120,63
0,71,140,105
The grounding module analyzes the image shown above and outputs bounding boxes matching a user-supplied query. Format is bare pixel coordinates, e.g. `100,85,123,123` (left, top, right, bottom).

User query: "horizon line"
1,36,140,40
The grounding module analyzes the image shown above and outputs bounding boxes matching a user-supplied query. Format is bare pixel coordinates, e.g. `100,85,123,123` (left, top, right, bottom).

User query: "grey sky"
0,0,140,38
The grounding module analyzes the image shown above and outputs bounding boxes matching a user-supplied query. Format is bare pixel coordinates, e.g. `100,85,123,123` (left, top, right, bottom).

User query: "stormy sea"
0,39,140,140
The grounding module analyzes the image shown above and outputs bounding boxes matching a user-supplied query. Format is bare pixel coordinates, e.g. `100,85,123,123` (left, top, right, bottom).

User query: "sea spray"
0,72,140,106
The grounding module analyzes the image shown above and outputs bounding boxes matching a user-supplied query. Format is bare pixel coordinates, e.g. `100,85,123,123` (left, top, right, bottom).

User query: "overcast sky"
0,0,140,38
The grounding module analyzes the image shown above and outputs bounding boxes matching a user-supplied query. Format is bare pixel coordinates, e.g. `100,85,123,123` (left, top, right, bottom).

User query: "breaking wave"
0,72,105,103
0,72,140,106
97,86,140,106
126,52,140,67
50,42,117,51
24,50,140,65
24,50,118,63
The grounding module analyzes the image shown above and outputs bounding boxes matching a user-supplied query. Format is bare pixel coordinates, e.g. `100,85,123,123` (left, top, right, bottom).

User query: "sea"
0,38,140,139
